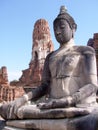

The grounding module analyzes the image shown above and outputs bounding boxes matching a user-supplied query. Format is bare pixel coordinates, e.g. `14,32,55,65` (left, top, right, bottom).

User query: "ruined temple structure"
0,66,13,102
0,66,24,102
87,33,98,75
0,66,8,86
19,19,54,88
0,85,24,102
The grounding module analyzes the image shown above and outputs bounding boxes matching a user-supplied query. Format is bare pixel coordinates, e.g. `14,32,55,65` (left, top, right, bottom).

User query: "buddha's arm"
27,82,49,101
39,83,97,110
71,83,97,105
26,52,52,101
71,47,98,105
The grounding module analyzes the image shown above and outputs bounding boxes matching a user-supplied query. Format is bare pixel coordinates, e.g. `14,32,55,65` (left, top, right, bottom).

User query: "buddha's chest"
49,53,81,78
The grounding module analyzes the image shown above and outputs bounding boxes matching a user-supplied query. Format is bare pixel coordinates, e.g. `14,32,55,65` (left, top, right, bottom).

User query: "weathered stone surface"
0,85,25,102
0,66,15,102
87,33,98,75
3,126,27,130
3,112,98,130
0,66,8,85
16,105,92,119
0,86,15,102
0,120,6,130
19,19,54,87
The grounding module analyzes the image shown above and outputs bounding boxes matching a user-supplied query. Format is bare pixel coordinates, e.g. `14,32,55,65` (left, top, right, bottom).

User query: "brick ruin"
0,19,54,102
19,19,54,88
0,66,8,85
0,66,24,102
87,33,98,75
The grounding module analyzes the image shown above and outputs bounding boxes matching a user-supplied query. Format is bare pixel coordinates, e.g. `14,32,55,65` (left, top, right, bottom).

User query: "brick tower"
0,66,8,85
19,19,54,87
87,33,98,75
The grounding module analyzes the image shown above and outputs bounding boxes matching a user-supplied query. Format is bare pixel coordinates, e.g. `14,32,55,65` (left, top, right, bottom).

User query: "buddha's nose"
56,31,61,35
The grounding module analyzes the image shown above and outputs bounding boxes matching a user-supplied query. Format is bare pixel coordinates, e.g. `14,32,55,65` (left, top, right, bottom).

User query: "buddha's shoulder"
45,51,54,59
72,46,95,55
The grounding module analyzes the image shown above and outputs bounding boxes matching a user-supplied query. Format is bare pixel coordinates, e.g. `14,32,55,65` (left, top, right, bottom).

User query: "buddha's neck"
60,39,75,49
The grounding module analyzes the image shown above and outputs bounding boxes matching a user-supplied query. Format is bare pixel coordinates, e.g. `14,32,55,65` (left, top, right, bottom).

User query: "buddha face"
53,19,73,45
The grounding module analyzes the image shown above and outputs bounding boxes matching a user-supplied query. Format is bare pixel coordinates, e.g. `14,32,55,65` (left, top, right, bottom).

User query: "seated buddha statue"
0,6,98,120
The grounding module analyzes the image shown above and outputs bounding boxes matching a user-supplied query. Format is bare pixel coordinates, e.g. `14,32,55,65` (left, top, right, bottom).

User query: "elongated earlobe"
72,29,75,38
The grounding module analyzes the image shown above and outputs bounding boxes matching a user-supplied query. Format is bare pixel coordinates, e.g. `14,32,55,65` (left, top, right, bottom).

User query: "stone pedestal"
2,112,98,130
0,120,6,130
3,126,27,130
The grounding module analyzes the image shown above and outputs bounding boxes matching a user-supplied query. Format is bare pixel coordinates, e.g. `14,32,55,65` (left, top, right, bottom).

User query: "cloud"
8,71,22,81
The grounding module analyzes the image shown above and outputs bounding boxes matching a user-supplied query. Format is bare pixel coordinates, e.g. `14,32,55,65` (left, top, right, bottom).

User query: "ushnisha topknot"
59,5,67,14
54,6,77,31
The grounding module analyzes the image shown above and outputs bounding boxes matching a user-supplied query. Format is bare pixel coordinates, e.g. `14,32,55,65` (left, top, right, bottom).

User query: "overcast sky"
0,0,98,81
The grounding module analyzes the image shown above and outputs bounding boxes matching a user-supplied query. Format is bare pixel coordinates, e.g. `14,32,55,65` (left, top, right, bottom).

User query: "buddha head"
53,6,77,45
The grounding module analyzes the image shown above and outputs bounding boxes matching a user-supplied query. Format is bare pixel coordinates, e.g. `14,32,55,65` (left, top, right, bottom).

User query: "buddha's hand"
8,95,29,115
37,101,54,109
37,96,74,109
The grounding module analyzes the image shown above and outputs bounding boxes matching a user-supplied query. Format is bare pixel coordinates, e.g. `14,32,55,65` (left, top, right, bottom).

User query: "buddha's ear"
73,23,77,31
72,23,77,38
72,29,75,38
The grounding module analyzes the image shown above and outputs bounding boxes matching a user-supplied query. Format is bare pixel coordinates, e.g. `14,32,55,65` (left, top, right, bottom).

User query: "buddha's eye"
60,25,65,29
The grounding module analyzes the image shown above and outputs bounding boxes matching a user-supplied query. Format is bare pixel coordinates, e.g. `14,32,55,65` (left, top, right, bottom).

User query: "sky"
0,0,98,81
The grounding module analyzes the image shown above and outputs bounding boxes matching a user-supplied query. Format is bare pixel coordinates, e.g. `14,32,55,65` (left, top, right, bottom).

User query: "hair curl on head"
53,6,77,31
